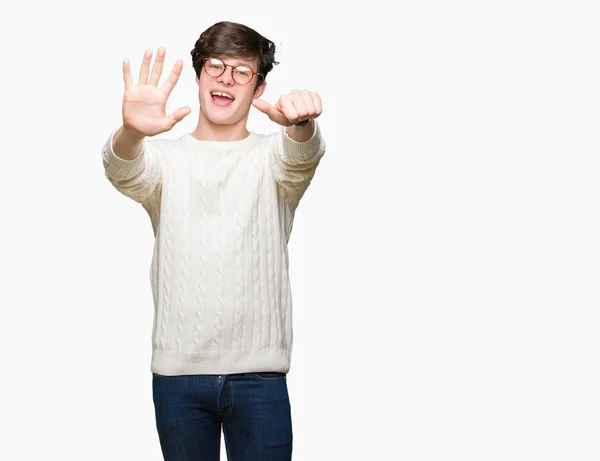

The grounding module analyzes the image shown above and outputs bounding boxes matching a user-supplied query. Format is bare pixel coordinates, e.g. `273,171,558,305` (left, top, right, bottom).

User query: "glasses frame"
202,57,261,85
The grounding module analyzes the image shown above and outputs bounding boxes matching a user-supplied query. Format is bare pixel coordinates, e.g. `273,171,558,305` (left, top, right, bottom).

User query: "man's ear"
253,80,267,99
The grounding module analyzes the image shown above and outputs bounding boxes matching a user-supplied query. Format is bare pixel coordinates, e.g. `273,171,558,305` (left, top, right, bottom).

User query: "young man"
100,21,326,461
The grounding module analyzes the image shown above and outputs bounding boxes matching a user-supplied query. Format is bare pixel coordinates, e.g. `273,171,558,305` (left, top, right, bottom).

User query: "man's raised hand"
252,90,322,127
122,47,191,137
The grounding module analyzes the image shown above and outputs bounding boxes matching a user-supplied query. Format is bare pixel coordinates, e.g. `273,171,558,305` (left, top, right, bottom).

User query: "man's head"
191,21,278,126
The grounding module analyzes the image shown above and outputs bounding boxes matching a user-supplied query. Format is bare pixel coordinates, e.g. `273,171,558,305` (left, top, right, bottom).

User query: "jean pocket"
252,372,286,382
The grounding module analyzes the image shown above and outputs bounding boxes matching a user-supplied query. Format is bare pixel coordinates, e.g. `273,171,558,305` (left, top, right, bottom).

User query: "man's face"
196,55,265,126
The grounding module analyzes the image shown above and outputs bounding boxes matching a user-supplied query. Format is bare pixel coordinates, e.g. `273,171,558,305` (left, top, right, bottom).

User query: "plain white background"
1,0,599,459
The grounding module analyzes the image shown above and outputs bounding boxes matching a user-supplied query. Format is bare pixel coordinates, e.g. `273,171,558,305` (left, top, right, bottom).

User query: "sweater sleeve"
101,130,164,205
268,122,326,210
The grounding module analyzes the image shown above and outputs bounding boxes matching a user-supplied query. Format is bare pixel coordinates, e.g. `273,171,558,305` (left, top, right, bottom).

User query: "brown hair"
190,21,279,88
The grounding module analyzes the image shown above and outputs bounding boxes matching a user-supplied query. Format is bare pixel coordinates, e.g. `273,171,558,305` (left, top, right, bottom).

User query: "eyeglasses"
203,58,260,85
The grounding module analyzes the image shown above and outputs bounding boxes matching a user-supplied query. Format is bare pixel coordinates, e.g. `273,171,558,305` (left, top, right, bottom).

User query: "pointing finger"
252,99,289,125
251,98,273,114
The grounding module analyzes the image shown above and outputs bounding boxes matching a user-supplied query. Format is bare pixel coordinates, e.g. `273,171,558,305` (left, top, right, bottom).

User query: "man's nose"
217,66,235,86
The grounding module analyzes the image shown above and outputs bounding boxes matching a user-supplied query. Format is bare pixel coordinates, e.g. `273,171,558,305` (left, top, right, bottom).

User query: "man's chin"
207,109,245,125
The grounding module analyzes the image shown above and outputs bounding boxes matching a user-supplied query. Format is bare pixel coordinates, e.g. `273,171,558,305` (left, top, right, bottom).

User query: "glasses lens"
204,59,255,84
205,58,225,77
233,66,253,84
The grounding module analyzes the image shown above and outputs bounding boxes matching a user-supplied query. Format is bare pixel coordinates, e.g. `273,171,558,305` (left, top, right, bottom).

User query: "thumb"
252,99,288,125
170,107,191,123
252,98,275,115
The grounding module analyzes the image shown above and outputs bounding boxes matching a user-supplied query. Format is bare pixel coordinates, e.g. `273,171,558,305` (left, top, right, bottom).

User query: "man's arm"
268,119,326,209
101,47,191,204
253,90,326,209
111,125,145,161
284,118,317,143
101,126,163,204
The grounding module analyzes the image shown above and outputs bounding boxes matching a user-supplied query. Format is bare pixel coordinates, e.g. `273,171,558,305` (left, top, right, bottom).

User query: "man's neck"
191,114,250,142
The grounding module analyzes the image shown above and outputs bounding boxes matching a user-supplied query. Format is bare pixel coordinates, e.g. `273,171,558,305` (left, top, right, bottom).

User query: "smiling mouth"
211,91,235,106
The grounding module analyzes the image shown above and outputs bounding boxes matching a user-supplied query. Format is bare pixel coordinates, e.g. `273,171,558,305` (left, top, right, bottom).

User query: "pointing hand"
252,90,322,127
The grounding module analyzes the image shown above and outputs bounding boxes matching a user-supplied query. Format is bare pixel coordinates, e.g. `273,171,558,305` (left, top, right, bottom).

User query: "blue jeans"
152,371,293,461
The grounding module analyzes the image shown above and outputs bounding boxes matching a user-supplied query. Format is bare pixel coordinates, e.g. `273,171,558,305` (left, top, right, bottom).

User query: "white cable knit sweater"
101,123,326,376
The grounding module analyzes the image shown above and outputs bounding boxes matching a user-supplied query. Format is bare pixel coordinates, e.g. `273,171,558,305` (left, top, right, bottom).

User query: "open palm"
122,47,191,137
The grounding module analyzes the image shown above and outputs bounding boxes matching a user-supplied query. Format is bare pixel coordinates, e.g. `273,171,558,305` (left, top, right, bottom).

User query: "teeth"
211,91,233,99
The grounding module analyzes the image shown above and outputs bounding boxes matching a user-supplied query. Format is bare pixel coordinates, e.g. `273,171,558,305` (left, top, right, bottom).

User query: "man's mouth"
210,91,235,106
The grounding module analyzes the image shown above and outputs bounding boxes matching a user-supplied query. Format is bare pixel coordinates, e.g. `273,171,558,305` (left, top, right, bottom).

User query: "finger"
251,98,274,114
252,99,289,125
311,91,323,116
169,106,192,124
123,59,133,91
139,49,153,84
300,90,317,118
290,93,309,121
149,47,166,87
160,60,184,97
279,97,299,124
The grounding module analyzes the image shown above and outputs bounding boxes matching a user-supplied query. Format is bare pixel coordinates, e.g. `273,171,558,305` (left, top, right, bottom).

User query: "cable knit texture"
101,124,326,376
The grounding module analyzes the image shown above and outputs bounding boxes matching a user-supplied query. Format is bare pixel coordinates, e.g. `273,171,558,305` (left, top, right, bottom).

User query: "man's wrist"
121,124,145,140
294,119,311,127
